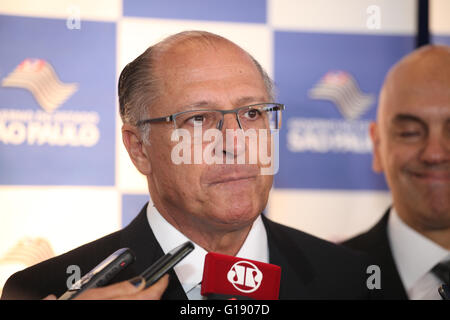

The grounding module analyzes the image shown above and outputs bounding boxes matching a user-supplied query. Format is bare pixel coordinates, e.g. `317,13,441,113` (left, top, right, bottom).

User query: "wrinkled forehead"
157,39,260,79
162,63,263,88
156,43,267,102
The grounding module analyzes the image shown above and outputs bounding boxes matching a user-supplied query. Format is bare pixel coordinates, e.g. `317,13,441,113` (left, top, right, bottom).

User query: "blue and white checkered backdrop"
1,0,449,292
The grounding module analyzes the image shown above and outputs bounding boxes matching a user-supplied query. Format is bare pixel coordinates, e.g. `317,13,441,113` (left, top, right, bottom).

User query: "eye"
244,108,261,120
392,117,427,142
192,115,205,122
399,131,421,138
395,128,426,142
186,114,206,126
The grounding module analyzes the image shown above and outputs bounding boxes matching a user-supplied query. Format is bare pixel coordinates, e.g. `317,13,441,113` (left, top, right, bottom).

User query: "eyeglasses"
136,102,285,133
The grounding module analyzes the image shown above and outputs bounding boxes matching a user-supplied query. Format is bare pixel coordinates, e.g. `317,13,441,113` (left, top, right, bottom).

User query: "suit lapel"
357,209,408,299
262,215,316,299
118,203,187,300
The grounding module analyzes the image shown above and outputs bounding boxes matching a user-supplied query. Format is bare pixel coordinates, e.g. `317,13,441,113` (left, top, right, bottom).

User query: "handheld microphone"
58,248,135,300
201,252,281,300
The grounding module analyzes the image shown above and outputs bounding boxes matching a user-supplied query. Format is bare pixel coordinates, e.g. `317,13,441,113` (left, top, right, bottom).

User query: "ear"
369,121,383,173
122,124,152,175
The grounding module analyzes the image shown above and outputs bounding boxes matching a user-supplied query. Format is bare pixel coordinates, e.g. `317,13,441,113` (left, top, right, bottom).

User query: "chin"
405,191,450,229
427,202,450,225
420,211,450,231
210,201,261,228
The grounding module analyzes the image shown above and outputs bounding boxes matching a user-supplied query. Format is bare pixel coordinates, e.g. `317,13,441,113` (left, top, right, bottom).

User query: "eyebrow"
181,96,268,111
392,114,426,126
183,101,213,111
234,96,268,107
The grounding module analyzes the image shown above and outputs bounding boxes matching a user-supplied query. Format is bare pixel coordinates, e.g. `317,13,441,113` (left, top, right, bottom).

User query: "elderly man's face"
144,41,273,231
372,57,450,230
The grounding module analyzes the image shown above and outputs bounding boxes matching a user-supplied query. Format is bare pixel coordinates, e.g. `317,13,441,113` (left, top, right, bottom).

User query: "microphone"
201,252,281,300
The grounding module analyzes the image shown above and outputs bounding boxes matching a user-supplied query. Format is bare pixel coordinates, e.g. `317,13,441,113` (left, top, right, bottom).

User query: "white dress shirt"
146,204,269,300
387,208,450,300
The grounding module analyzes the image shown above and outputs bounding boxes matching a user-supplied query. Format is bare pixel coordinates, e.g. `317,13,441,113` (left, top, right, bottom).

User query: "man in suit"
343,45,450,300
2,31,373,300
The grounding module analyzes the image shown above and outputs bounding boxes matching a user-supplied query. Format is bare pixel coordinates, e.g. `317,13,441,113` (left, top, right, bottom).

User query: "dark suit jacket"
342,208,408,299
2,203,374,300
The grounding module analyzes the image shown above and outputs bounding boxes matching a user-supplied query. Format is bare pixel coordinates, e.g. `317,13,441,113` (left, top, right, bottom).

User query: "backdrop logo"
308,70,374,121
2,59,78,113
227,260,263,293
0,58,100,147
287,70,374,154
0,237,55,267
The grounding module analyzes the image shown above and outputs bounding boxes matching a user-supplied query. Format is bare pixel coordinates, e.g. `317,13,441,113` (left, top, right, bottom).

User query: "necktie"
431,260,450,285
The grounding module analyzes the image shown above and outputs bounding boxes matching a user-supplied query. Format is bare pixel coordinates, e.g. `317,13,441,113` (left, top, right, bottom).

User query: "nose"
216,113,241,131
220,113,245,159
419,132,450,165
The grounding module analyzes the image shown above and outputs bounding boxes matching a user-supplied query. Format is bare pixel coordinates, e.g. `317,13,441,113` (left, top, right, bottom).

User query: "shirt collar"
387,207,450,291
146,204,269,294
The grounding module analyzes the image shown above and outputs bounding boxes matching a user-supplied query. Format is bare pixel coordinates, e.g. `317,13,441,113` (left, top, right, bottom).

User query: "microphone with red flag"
201,252,281,300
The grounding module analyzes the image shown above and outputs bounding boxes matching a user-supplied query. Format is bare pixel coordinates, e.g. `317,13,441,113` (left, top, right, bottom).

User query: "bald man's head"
118,31,274,137
377,45,450,125
119,31,277,251
370,44,450,244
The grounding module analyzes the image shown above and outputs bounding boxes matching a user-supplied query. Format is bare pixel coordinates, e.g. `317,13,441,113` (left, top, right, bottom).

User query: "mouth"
408,170,450,182
201,164,260,186
208,175,257,186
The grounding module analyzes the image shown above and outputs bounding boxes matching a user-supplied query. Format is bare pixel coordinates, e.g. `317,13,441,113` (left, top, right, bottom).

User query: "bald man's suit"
342,208,408,299
2,203,376,300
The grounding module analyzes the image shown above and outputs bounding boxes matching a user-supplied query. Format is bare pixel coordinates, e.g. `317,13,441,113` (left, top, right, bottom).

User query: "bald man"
343,45,450,300
2,31,373,300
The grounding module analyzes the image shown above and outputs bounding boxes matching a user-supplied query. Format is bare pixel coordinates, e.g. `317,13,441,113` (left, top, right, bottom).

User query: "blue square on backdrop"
0,15,116,186
123,0,266,23
122,194,150,227
273,31,415,190
433,35,450,46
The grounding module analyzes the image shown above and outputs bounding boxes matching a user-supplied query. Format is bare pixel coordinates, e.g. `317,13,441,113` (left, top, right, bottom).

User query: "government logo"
308,70,374,121
2,59,78,113
0,59,100,147
287,70,375,154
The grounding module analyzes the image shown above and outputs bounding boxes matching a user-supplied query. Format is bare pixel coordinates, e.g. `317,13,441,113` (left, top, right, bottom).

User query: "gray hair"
118,30,275,143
